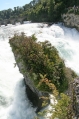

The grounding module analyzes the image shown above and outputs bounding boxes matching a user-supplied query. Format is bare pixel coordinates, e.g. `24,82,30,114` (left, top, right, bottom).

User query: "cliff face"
62,13,79,31
9,36,49,112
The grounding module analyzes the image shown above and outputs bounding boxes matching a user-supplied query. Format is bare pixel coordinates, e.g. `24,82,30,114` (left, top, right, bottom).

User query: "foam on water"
8,80,36,119
0,24,36,119
0,23,79,119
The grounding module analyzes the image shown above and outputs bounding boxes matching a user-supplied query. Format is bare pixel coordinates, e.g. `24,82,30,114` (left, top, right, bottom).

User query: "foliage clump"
9,33,77,93
51,93,74,119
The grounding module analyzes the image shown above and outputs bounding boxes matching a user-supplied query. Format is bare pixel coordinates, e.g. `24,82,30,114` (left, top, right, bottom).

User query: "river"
0,23,79,119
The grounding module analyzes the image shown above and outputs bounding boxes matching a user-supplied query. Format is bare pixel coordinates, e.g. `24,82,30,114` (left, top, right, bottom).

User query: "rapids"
0,23,79,119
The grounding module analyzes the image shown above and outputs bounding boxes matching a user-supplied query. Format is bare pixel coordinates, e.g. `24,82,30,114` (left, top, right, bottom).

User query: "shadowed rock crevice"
24,79,50,112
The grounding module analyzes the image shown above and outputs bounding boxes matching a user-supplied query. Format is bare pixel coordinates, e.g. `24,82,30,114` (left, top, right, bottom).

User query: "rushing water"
0,23,79,119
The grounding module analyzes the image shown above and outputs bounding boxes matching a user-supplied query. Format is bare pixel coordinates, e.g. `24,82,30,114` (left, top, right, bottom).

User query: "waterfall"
0,23,79,119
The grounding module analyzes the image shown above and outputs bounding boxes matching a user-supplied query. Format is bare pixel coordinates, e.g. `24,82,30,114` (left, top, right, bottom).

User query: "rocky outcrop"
12,50,49,112
62,13,79,31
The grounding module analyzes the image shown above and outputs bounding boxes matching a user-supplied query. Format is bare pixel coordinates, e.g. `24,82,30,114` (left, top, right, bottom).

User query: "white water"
0,23,79,119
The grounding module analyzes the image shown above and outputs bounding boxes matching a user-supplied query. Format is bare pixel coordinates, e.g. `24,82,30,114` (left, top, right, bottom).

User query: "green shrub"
9,33,77,93
52,93,74,119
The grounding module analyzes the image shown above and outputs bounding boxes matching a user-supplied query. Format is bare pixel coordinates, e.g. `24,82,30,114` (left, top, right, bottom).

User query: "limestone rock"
62,13,79,32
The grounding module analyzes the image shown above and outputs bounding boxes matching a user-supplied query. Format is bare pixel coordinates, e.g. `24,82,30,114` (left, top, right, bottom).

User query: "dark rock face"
24,79,50,112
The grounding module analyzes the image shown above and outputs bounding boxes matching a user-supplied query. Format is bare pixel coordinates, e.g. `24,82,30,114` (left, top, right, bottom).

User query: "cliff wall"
62,13,79,31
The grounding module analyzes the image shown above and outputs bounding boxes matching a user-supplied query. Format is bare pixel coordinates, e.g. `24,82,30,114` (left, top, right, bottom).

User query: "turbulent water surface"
0,23,79,119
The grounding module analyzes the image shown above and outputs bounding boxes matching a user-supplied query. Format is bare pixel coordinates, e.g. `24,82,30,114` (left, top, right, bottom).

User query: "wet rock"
24,79,50,112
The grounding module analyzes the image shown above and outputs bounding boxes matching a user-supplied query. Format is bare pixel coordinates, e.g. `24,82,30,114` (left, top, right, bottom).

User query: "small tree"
48,0,54,21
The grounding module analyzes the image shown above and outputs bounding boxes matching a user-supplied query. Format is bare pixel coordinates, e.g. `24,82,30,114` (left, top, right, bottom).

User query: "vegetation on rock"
9,33,77,119
52,93,74,119
9,33,77,93
6,0,79,118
